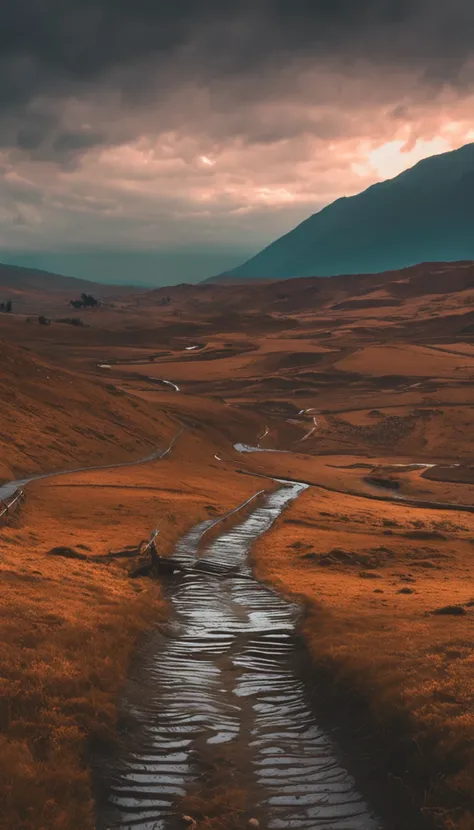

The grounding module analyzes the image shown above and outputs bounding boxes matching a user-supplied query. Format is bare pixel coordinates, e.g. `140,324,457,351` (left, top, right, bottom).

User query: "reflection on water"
98,483,384,830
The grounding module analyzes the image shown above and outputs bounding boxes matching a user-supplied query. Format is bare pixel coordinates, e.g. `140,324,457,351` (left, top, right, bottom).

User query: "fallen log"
106,543,147,559
128,530,189,578
127,529,252,579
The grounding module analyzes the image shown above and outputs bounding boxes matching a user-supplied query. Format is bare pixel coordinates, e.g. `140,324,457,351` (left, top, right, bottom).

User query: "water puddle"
148,378,181,393
295,417,319,444
257,427,270,447
97,483,384,830
234,443,289,454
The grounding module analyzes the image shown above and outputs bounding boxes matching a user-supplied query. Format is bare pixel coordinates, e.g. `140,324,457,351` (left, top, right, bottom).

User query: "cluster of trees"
0,301,12,312
69,293,99,309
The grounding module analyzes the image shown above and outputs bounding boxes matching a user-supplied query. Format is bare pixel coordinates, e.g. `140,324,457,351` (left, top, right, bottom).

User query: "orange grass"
0,338,177,483
5,259,474,829
253,486,474,829
0,439,265,830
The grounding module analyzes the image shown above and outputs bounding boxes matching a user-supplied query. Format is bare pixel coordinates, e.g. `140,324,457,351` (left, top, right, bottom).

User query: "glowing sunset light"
365,137,453,180
0,1,472,284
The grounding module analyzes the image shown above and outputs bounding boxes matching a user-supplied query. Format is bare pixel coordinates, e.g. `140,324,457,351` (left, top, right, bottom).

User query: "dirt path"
0,428,184,503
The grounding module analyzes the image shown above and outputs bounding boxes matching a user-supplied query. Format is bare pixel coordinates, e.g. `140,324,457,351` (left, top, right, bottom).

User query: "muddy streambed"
96,482,385,830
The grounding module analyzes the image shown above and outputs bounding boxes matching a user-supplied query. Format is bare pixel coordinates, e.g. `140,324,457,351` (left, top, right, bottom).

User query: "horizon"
0,142,474,289
2,140,474,287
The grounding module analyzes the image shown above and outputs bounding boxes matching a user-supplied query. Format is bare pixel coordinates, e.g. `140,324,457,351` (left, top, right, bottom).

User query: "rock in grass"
432,604,467,616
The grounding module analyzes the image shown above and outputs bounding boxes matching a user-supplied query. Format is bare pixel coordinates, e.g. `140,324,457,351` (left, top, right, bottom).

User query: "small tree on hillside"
81,293,99,308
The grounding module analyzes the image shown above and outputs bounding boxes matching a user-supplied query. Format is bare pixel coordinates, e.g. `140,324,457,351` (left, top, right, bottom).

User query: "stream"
97,482,383,830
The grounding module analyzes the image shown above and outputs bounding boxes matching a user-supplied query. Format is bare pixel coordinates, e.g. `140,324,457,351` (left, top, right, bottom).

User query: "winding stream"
97,482,383,830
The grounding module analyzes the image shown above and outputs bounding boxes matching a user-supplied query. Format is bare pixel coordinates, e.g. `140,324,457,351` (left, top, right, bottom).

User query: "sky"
0,0,473,285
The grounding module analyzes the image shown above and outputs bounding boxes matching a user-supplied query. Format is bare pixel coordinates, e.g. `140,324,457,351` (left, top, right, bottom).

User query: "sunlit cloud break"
0,1,473,283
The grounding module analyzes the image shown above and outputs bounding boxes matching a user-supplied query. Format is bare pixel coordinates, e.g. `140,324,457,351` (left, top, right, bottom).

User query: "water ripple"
98,482,384,830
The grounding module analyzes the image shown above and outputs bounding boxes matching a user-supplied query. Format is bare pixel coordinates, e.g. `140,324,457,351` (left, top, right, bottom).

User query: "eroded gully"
97,481,384,830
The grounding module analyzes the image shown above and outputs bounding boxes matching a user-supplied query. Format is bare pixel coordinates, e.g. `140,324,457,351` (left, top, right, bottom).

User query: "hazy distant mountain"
0,262,138,295
212,143,474,282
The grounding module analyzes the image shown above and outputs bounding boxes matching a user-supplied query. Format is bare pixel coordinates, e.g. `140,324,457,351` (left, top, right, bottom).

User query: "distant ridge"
0,262,139,295
209,142,474,282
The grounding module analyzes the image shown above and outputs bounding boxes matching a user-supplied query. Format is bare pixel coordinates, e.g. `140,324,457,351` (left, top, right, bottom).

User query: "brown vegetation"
4,259,474,828
0,431,264,830
253,487,474,829
0,338,177,482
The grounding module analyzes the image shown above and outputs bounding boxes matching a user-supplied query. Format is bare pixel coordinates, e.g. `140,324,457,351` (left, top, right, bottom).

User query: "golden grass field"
254,487,474,828
0,431,265,830
3,259,474,829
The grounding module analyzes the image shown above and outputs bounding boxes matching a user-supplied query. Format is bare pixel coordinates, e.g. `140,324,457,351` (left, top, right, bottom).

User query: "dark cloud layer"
2,1,473,82
0,0,473,159
0,0,472,285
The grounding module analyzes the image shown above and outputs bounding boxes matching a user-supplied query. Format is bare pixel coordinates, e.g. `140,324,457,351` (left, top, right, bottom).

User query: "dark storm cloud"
2,0,472,83
0,0,473,159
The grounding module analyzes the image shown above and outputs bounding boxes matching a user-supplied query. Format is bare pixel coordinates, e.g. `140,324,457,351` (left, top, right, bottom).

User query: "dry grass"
336,343,474,378
0,338,177,483
0,439,264,830
0,493,167,830
0,583,164,830
253,486,474,829
5,259,474,830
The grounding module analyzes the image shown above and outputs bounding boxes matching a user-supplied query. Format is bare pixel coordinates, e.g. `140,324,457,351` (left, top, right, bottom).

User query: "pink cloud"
0,61,472,252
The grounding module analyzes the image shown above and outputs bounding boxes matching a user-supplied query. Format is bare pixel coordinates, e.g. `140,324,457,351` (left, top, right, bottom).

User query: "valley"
2,260,474,830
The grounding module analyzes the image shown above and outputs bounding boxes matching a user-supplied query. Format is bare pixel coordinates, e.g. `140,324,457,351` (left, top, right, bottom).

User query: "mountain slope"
214,143,474,282
0,262,139,294
0,338,175,482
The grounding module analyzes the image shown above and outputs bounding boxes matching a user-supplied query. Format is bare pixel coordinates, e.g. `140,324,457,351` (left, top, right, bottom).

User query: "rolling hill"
212,142,474,282
0,262,141,313
0,262,140,295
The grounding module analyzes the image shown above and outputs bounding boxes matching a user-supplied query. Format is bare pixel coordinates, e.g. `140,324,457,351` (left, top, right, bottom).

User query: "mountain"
0,262,139,295
0,262,144,313
211,143,474,282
